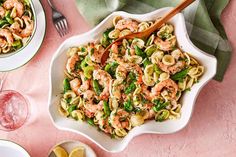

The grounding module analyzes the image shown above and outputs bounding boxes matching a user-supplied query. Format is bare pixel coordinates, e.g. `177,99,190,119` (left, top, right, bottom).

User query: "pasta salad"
59,16,204,138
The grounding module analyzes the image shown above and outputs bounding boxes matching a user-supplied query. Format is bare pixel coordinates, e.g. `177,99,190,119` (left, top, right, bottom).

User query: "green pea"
103,101,111,116
134,45,146,58
104,62,118,76
5,11,14,24
145,45,157,56
124,99,133,112
63,78,71,93
155,110,170,122
87,118,95,126
142,58,151,68
83,66,94,79
93,80,102,95
153,64,162,74
0,19,9,27
80,59,88,70
124,82,136,94
171,68,189,82
152,99,169,112
68,104,77,114
12,40,23,50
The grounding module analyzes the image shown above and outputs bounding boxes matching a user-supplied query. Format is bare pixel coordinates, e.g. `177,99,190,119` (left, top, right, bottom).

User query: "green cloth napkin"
75,0,231,81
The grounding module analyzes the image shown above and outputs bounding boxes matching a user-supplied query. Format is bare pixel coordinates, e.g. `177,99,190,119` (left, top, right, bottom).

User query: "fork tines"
54,17,69,37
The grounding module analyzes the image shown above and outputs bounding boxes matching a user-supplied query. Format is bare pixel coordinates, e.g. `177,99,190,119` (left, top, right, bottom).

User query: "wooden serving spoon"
101,0,195,65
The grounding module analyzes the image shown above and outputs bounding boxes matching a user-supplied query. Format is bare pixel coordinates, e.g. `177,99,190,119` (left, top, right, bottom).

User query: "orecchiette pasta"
59,17,204,138
151,50,164,64
162,55,175,66
159,72,170,82
108,29,120,39
130,114,144,127
120,29,132,37
127,55,143,64
71,110,85,121
131,38,145,49
114,128,127,137
138,21,150,32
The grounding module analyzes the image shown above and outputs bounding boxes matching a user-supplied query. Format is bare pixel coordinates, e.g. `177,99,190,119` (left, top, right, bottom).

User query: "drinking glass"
0,73,29,131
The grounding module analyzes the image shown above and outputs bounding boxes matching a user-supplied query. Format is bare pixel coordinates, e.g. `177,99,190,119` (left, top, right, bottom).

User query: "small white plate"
0,0,46,71
48,140,97,157
0,139,30,157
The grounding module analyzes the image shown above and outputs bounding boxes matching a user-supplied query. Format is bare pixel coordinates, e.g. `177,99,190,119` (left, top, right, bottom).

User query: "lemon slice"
69,146,85,157
53,146,68,157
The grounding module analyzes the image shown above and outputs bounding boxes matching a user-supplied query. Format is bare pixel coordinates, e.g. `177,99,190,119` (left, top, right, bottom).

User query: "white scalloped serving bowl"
48,8,217,153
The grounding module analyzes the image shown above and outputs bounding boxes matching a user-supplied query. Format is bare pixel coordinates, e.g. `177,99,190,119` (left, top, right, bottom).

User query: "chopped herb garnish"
125,82,136,94
124,99,133,112
68,104,77,114
152,99,169,112
134,45,146,58
142,58,152,68
87,118,95,126
104,62,118,77
128,72,136,82
81,47,86,52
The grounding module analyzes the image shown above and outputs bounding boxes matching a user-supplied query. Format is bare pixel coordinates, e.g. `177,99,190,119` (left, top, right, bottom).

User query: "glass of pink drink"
0,74,29,131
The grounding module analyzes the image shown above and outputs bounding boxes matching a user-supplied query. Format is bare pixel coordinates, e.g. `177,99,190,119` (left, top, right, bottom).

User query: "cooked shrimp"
111,84,124,100
98,118,113,134
111,43,119,54
10,21,21,33
158,60,185,74
93,69,112,100
20,16,34,38
3,0,24,17
110,109,130,129
154,36,176,51
110,42,124,63
113,64,127,85
132,65,143,84
83,90,95,101
115,19,138,32
88,43,104,63
171,49,184,60
70,78,81,95
151,79,178,99
0,28,14,45
168,61,185,74
143,109,155,120
0,6,5,18
79,71,90,92
0,38,7,48
84,100,103,114
129,48,135,55
66,53,79,74
141,85,154,101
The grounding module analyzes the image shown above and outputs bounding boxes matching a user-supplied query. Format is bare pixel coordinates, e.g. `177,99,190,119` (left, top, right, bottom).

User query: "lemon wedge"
69,146,85,157
53,146,68,157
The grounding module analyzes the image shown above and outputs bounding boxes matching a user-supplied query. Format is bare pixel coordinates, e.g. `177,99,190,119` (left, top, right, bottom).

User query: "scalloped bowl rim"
48,8,217,153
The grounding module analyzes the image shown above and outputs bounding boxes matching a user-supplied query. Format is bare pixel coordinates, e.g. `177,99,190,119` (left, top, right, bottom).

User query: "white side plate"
0,140,30,157
0,0,46,71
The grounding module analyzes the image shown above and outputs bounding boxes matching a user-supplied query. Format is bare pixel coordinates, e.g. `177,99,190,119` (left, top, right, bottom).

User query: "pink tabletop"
0,0,236,156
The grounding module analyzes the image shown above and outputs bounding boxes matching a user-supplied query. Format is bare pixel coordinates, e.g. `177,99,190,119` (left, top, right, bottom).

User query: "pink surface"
0,0,236,156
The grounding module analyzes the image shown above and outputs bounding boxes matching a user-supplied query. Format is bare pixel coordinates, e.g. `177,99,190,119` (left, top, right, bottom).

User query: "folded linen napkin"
75,0,232,81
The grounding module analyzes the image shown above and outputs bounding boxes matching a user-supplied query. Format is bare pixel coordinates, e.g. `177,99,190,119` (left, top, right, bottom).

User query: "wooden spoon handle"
144,0,195,37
